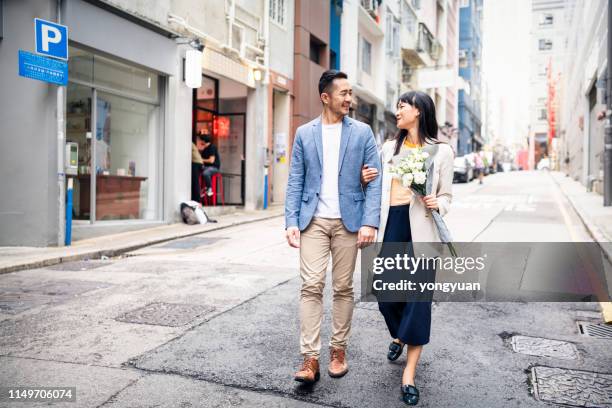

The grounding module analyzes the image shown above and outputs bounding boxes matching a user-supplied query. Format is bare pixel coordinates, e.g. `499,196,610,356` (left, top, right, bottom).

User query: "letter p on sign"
35,18,68,60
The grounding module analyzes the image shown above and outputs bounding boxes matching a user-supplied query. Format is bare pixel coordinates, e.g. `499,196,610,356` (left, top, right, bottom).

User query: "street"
1,170,611,407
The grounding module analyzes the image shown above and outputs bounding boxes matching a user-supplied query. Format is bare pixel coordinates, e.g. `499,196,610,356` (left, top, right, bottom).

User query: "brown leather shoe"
294,357,320,383
328,347,348,378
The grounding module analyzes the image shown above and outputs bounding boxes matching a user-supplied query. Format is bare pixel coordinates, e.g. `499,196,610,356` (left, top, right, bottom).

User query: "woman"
362,91,453,405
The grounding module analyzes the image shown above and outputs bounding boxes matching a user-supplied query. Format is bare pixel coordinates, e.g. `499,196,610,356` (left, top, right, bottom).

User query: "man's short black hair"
318,70,348,96
197,134,212,144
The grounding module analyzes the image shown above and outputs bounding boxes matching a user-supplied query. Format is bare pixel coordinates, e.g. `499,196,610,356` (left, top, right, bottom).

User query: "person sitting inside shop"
196,133,221,197
191,141,205,202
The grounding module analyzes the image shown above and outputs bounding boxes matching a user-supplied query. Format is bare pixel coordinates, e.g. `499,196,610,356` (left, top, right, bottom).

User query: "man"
196,133,221,197
285,70,382,383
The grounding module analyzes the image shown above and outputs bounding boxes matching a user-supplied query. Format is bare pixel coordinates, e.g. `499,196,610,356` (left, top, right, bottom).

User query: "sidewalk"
0,205,284,275
551,171,612,322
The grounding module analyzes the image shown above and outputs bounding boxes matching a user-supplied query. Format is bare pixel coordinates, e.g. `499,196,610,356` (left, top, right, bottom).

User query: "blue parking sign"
34,18,68,60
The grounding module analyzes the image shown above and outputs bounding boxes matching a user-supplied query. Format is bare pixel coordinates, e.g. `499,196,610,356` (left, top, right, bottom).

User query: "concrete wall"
293,0,329,133
0,0,59,246
269,0,295,79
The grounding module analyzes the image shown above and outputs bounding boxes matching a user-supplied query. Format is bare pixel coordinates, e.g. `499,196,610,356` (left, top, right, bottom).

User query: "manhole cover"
530,366,612,407
158,237,226,249
46,261,112,271
0,280,112,314
511,335,579,360
0,292,54,314
115,302,215,327
578,321,612,339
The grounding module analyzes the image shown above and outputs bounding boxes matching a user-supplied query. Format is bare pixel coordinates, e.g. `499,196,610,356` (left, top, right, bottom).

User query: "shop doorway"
192,75,247,206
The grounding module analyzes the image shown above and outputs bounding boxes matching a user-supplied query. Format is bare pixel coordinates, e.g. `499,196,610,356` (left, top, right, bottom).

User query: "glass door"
215,114,246,205
66,82,93,220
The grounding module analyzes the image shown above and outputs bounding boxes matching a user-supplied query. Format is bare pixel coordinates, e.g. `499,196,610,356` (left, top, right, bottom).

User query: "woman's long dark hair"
394,91,439,155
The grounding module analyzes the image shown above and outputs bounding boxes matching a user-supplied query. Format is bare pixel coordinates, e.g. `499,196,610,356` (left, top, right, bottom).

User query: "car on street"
453,156,473,183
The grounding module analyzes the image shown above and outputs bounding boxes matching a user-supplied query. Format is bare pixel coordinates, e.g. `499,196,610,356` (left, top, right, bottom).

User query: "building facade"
559,0,608,193
0,0,294,246
457,0,483,156
528,0,568,170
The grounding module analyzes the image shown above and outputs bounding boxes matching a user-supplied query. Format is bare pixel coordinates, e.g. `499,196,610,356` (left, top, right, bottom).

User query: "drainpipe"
57,0,66,246
604,0,612,206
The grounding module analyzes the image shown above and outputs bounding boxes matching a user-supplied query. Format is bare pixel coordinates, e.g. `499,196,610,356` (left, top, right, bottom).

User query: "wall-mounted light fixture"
253,68,263,82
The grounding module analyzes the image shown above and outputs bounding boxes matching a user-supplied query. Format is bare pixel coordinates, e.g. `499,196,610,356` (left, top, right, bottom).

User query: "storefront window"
95,92,160,220
67,45,162,222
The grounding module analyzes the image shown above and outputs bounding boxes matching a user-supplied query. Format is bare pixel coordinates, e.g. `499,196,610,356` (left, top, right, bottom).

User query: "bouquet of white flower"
388,147,457,256
388,148,430,197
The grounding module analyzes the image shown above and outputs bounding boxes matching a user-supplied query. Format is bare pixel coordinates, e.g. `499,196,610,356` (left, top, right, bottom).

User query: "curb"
0,211,283,275
549,172,612,323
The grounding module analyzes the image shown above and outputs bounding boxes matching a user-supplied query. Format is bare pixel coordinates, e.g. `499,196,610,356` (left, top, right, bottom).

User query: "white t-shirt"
314,122,343,218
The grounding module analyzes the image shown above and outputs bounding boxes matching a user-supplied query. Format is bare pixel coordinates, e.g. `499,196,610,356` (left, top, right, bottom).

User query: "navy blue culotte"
377,204,432,346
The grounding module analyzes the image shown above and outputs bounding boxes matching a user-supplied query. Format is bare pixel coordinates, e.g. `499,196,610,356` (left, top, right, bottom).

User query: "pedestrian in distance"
361,91,454,406
284,70,382,384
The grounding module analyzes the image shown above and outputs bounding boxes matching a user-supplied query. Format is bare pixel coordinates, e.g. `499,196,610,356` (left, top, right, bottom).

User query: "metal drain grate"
577,321,612,339
510,335,579,360
530,366,612,407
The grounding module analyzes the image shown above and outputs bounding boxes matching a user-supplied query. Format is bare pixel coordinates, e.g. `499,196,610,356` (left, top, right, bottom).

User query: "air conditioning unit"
458,49,467,59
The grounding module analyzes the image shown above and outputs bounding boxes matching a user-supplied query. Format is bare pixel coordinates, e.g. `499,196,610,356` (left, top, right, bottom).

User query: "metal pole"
605,0,612,206
91,88,97,222
56,0,66,245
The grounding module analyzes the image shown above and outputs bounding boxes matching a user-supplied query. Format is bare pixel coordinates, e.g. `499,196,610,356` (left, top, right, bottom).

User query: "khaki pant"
299,217,359,358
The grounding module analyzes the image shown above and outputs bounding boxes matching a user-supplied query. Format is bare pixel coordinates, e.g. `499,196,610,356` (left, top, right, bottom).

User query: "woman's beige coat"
377,140,454,243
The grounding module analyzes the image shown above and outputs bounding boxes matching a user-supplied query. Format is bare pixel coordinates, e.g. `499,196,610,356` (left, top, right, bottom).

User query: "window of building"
309,35,325,65
460,0,469,8
401,1,417,35
385,11,400,57
67,46,162,222
539,13,553,26
539,39,553,50
269,0,286,27
411,0,421,10
459,49,468,68
538,64,548,77
539,108,547,120
360,36,372,75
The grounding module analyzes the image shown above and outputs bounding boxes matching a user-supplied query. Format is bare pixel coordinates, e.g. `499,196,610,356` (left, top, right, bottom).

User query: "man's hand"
286,226,300,248
360,164,379,185
357,226,376,248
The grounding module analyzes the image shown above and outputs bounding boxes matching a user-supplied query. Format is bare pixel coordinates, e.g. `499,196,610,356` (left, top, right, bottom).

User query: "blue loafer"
401,384,419,406
387,341,404,361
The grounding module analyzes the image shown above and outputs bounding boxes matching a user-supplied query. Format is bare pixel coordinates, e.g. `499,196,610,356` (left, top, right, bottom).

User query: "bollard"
65,178,73,246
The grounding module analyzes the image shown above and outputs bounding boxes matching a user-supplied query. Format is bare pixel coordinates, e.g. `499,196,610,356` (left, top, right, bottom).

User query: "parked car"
453,156,473,183
537,158,550,170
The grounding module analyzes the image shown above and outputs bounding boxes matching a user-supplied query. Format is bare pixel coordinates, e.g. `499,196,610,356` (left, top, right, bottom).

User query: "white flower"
401,173,413,188
413,171,426,185
410,162,424,172
421,151,430,159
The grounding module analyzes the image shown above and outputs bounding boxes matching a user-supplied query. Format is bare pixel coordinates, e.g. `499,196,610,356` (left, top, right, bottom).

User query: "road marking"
550,183,579,242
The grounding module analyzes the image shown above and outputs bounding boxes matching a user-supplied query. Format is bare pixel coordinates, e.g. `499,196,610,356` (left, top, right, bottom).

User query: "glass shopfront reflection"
67,45,162,222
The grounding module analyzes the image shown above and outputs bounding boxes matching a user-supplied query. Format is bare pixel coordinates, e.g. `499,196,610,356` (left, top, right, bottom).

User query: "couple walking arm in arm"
284,70,453,407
